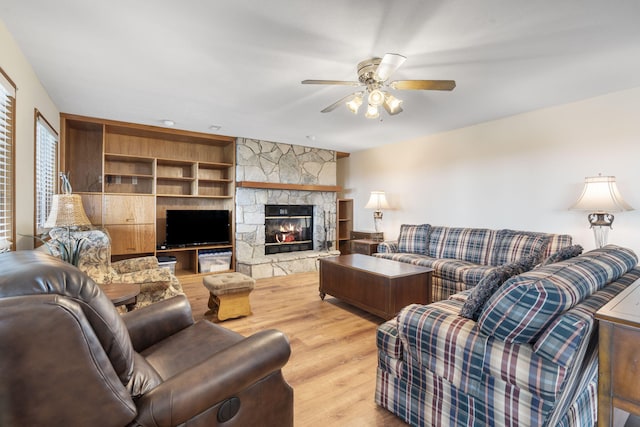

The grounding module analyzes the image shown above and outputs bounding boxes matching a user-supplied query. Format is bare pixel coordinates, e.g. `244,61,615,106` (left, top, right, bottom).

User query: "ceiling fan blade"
320,92,361,113
374,53,407,82
302,79,362,86
390,80,456,91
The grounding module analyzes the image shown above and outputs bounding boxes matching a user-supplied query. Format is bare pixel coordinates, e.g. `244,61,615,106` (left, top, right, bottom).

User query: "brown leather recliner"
0,251,293,427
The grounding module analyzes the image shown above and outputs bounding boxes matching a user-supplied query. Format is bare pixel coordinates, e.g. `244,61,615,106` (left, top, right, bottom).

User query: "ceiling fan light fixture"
346,95,363,114
383,93,403,115
365,104,379,119
303,53,455,118
368,89,385,107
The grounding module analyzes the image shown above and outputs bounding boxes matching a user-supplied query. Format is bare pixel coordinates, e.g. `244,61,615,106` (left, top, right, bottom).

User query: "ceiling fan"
302,53,455,119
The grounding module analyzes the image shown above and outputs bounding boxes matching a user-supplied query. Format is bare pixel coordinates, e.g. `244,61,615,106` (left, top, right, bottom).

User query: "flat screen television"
165,209,230,247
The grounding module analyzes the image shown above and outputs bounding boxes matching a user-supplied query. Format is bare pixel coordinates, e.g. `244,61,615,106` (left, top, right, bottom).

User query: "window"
34,111,58,234
0,68,16,248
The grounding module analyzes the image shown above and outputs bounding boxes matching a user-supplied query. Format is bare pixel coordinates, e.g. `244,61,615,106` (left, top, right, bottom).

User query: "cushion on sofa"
376,241,398,253
397,224,430,254
490,229,551,266
543,234,574,258
429,226,497,264
460,265,502,287
540,244,583,266
478,245,638,343
460,253,539,321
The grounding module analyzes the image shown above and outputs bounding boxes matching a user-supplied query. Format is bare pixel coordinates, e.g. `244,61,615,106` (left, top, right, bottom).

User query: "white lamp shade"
571,175,634,213
365,191,390,210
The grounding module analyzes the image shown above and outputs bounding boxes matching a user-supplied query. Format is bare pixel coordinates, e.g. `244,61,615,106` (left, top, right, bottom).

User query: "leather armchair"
47,228,184,308
0,251,293,427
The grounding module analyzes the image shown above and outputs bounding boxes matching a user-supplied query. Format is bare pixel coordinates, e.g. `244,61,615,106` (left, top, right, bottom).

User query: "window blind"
0,69,16,244
35,111,58,234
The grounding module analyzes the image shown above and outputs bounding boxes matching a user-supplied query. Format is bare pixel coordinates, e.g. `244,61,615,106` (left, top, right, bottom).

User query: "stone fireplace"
235,138,340,278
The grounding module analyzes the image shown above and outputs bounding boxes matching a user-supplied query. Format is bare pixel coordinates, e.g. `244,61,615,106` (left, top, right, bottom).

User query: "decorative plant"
31,232,87,267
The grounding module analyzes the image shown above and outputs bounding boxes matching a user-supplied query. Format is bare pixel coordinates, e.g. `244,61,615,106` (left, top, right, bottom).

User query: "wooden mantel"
236,181,342,192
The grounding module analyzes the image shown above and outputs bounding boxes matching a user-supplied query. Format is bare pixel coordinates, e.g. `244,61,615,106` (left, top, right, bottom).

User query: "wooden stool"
203,272,255,321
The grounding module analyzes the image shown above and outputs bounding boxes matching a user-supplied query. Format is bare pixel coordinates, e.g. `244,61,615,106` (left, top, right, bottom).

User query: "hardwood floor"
179,271,408,426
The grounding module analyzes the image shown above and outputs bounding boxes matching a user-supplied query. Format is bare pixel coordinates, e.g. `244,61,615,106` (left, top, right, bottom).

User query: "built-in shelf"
62,113,237,276
236,181,341,192
337,199,353,254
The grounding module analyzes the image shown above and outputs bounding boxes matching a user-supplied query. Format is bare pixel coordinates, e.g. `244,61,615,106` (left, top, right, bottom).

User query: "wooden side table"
350,239,380,256
596,278,640,426
101,283,141,311
350,230,384,242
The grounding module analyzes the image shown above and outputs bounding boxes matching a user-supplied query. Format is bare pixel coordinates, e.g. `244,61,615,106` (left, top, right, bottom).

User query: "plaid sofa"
375,225,573,301
375,245,638,426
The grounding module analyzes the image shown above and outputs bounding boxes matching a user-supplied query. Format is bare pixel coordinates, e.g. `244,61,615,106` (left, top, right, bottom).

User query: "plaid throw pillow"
397,224,430,255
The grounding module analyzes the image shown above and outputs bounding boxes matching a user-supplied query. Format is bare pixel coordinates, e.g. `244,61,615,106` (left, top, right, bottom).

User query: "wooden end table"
350,239,380,256
101,282,141,311
596,278,640,426
319,254,432,320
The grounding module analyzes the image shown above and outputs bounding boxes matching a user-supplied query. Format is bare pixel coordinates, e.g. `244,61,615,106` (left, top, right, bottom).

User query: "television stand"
156,244,233,277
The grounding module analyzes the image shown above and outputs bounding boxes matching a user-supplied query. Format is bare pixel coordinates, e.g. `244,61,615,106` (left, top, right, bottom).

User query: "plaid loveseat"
375,225,573,301
375,245,638,426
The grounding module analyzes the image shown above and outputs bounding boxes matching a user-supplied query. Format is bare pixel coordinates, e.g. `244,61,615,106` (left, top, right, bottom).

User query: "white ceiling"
2,0,640,153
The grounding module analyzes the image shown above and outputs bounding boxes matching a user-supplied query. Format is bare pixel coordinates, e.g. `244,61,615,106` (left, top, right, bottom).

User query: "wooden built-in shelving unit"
337,199,353,254
60,113,236,277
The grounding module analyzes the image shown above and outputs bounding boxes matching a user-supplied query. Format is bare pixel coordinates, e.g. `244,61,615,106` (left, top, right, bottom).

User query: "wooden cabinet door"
80,194,103,225
104,195,155,255
104,195,154,225
107,225,155,255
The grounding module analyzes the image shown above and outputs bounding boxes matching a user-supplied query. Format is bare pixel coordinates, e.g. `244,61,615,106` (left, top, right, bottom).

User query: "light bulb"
365,104,379,119
346,95,363,114
383,94,403,115
368,89,385,107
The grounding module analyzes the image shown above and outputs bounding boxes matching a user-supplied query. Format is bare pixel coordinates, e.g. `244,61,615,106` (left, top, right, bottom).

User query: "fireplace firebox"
265,205,313,255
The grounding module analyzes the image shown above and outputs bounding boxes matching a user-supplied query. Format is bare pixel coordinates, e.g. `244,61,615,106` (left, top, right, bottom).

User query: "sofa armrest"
377,240,398,253
122,295,194,351
112,256,159,274
134,329,291,426
116,267,173,285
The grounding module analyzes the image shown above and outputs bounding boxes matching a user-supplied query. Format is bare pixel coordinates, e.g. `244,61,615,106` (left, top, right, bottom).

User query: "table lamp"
365,191,390,232
44,194,92,229
570,174,633,248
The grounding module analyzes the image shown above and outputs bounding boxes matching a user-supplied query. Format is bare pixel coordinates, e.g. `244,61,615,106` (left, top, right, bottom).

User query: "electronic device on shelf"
165,209,231,248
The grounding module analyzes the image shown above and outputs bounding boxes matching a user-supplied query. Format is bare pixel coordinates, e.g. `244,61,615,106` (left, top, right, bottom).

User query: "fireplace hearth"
265,205,313,255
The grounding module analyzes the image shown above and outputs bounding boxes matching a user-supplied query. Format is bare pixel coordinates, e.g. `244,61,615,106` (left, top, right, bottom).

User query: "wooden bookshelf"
61,113,236,276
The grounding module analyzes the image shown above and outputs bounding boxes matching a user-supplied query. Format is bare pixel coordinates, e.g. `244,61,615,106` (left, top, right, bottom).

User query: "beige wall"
341,87,640,255
1,20,60,249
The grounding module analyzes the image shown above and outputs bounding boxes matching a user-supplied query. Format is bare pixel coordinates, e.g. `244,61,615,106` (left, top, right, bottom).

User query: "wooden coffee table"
319,254,433,320
101,282,141,311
